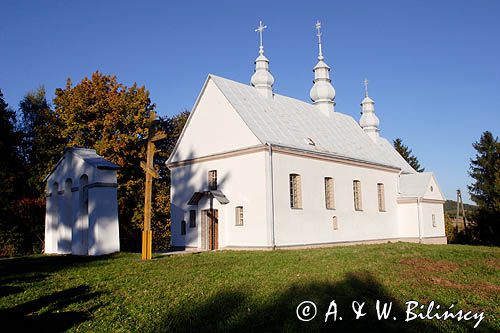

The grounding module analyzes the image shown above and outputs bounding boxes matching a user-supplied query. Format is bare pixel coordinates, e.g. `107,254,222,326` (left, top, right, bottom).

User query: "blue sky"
1,0,499,203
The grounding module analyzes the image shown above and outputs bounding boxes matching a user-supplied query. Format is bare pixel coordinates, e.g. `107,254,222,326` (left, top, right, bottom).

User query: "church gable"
422,174,445,201
168,76,261,164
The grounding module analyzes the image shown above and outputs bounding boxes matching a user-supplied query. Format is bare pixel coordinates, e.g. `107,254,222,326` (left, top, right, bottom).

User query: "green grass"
0,243,499,332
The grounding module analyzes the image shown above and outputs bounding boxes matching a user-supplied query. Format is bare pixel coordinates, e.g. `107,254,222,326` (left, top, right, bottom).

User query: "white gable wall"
170,79,261,163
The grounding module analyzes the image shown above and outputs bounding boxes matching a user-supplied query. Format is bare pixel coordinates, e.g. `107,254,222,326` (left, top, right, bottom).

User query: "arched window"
377,183,386,212
325,177,335,209
289,174,302,209
353,180,362,211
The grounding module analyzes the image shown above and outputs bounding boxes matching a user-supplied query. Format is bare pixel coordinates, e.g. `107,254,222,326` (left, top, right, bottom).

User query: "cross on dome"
364,78,369,97
255,20,267,53
315,20,323,59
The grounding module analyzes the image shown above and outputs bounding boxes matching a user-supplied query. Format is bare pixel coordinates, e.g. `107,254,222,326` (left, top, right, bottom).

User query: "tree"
53,71,159,251
467,131,499,244
19,87,65,196
0,89,27,256
393,138,425,172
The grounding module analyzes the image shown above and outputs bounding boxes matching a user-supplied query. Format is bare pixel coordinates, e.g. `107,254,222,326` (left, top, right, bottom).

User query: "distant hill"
444,200,476,214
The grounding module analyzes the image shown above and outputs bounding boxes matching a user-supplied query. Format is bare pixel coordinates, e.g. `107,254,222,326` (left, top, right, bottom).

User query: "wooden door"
208,209,219,250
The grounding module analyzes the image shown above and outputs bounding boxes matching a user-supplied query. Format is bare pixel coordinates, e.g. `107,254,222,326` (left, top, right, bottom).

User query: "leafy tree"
151,111,189,250
393,138,425,172
467,131,500,244
53,71,155,250
19,87,65,196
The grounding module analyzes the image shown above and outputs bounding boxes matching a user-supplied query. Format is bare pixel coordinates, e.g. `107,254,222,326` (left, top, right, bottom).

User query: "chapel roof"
209,74,416,173
398,172,435,198
43,148,119,182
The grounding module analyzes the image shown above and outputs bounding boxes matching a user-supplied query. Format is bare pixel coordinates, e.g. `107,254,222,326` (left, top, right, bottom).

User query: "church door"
202,209,218,250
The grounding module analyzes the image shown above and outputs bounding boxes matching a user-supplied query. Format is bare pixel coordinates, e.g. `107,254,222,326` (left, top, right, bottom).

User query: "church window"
332,216,338,230
325,177,335,209
235,206,244,226
189,210,196,228
377,183,386,212
208,170,217,190
181,220,186,235
289,174,302,209
353,180,362,211
432,214,436,227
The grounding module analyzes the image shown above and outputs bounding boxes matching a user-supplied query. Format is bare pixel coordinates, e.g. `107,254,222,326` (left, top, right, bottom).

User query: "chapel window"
325,177,335,209
189,210,196,228
235,206,244,226
377,183,386,212
181,220,186,235
353,180,362,211
289,174,302,209
208,170,217,190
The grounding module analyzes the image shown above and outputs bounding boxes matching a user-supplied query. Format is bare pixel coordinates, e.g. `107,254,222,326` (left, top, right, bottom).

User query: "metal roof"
188,190,230,205
43,147,119,182
399,172,433,197
209,75,416,173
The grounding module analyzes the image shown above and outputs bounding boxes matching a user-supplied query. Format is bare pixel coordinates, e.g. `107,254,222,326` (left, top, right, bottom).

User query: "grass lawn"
0,243,499,332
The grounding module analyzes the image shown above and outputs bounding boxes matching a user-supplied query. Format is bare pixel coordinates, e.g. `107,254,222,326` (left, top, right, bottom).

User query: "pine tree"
0,89,27,256
19,87,65,196
0,89,23,206
393,138,425,172
467,131,499,244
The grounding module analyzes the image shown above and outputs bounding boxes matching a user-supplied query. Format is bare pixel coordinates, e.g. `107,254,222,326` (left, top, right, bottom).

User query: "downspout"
417,197,423,243
397,170,403,194
268,144,276,250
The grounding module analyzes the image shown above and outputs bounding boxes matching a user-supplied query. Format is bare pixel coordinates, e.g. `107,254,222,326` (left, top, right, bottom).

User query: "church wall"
397,202,420,238
271,152,400,246
421,203,446,239
169,79,261,164
170,150,269,248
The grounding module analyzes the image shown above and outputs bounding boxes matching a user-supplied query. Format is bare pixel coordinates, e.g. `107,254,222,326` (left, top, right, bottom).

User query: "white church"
167,21,446,250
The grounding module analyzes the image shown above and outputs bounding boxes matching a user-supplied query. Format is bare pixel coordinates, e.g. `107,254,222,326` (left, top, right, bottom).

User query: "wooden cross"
141,111,166,260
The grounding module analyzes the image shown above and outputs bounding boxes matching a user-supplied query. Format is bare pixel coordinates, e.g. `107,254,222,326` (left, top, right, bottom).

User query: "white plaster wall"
423,176,446,201
272,153,400,246
397,202,420,238
170,150,269,248
421,203,446,238
88,187,120,255
45,151,119,255
169,78,261,163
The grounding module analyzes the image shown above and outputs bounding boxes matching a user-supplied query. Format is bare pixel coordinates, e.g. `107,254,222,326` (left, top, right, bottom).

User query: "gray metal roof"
71,148,120,169
210,75,415,172
43,147,119,182
399,173,433,197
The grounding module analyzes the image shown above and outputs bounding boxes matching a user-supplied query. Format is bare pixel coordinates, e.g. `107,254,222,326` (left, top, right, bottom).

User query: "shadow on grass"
0,285,105,332
0,255,112,331
160,271,492,332
0,254,114,280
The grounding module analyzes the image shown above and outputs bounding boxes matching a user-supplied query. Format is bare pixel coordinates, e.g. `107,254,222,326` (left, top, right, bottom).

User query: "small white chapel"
167,21,446,250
